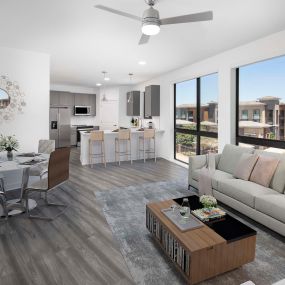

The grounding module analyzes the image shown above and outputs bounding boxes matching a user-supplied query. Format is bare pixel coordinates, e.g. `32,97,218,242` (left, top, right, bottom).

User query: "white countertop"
80,129,164,136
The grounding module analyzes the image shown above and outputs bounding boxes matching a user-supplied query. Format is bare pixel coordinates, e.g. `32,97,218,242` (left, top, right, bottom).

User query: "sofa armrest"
188,153,221,187
214,154,221,168
189,155,207,171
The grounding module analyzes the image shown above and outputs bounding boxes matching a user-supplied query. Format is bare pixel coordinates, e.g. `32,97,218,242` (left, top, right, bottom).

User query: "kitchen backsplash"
70,115,100,126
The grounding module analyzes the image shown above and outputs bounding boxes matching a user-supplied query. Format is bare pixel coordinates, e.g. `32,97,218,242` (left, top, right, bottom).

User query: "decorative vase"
7,150,13,160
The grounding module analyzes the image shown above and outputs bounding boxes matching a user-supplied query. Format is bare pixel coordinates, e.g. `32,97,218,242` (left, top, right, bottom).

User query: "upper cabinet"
126,91,140,116
88,94,96,116
50,91,60,106
50,91,96,116
74,93,89,106
74,93,96,116
59,92,74,107
145,85,160,117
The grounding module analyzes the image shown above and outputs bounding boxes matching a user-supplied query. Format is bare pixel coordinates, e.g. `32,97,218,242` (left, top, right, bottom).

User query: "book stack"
191,207,226,222
146,208,191,276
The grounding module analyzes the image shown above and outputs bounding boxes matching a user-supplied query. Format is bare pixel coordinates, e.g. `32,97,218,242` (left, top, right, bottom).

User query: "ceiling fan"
95,0,213,45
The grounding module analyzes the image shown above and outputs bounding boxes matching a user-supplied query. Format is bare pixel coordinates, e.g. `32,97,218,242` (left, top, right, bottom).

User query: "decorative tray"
161,208,204,232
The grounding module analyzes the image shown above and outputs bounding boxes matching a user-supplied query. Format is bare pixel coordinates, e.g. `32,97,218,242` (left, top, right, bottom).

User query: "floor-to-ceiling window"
236,55,285,151
174,73,218,163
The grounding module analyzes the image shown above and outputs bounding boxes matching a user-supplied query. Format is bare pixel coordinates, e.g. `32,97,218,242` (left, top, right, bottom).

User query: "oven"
76,125,99,146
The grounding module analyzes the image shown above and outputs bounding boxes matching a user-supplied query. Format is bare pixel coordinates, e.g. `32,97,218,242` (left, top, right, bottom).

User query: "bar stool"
115,129,132,165
139,129,156,163
89,131,106,167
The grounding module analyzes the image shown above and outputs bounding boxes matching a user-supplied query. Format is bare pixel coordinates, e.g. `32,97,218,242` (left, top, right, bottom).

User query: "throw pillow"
234,153,259,181
250,156,280,187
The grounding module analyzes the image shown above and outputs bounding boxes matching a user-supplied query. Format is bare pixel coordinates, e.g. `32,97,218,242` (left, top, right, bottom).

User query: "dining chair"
29,139,55,179
24,147,70,221
0,168,30,220
0,174,8,221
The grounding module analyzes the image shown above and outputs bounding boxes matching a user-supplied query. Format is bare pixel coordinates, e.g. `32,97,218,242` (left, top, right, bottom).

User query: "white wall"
51,83,100,126
0,47,50,152
134,29,285,162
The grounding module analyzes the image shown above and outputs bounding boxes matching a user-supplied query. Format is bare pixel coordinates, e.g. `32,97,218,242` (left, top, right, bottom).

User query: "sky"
239,55,285,102
176,55,285,105
176,73,218,105
0,88,9,100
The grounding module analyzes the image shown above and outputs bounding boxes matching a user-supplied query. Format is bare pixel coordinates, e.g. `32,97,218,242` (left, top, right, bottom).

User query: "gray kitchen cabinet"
75,93,89,106
50,91,60,106
127,91,140,116
145,85,160,117
59,92,74,107
70,127,77,146
88,94,96,116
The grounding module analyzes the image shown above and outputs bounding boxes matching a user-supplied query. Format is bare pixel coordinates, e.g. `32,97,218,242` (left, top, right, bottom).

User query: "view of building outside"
239,55,285,143
175,79,196,130
175,73,218,162
175,133,197,162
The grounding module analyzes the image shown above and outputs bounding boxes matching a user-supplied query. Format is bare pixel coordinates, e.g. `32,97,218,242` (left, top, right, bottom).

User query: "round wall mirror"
0,88,10,109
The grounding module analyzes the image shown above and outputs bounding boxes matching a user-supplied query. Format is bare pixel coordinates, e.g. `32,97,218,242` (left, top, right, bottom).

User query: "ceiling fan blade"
95,5,141,22
139,34,150,45
160,11,213,25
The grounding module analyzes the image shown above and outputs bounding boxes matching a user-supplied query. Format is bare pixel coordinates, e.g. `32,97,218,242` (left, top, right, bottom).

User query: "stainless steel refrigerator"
50,107,71,148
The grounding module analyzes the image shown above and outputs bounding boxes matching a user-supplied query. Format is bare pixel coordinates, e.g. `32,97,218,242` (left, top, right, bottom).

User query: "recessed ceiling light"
104,77,110,81
96,83,102,86
139,61,146,65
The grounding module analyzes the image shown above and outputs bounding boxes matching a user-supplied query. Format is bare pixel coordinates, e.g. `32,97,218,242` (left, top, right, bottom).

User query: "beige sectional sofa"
188,144,285,236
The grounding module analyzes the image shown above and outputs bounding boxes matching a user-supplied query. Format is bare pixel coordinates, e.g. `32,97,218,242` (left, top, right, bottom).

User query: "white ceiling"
0,0,285,87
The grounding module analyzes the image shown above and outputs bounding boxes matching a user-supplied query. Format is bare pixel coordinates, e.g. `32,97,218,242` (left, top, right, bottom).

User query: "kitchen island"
80,128,164,165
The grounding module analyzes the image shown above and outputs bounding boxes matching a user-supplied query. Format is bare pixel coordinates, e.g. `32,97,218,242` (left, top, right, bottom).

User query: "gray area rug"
96,180,285,285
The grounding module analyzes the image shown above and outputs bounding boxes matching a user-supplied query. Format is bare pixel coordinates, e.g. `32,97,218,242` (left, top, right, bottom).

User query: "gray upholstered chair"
29,139,55,178
24,147,70,220
0,168,30,220
0,174,8,221
38,140,55,154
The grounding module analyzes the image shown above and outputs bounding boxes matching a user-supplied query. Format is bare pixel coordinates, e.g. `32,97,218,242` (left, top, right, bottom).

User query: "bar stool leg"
143,138,146,163
154,137,156,163
103,141,106,168
130,139,132,164
118,140,121,166
101,141,103,165
115,139,117,164
89,142,92,167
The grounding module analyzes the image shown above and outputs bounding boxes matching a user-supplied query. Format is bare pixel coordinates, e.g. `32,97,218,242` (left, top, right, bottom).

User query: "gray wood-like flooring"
0,148,187,285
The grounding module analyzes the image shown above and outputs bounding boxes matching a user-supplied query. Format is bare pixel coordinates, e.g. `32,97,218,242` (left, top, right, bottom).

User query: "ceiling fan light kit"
95,0,213,45
141,7,160,35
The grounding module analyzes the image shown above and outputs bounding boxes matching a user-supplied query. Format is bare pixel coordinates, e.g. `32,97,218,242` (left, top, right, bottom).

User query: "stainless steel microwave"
74,106,91,116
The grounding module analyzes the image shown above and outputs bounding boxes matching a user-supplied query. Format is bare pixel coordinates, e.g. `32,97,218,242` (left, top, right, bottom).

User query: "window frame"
174,75,218,163
236,67,285,149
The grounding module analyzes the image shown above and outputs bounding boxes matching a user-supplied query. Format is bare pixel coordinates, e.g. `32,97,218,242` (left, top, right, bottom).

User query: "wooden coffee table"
146,195,256,285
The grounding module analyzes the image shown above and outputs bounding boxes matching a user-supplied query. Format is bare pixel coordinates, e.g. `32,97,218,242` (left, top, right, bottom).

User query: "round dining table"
0,152,49,217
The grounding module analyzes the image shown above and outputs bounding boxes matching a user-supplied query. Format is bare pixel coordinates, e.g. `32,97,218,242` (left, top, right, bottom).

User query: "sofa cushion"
234,153,259,181
254,150,285,193
249,155,279,187
211,170,234,190
218,179,277,208
218,144,254,175
255,194,285,223
192,169,234,189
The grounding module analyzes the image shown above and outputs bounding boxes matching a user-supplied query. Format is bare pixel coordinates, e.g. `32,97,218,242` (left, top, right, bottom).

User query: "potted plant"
0,135,19,160
199,195,217,209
